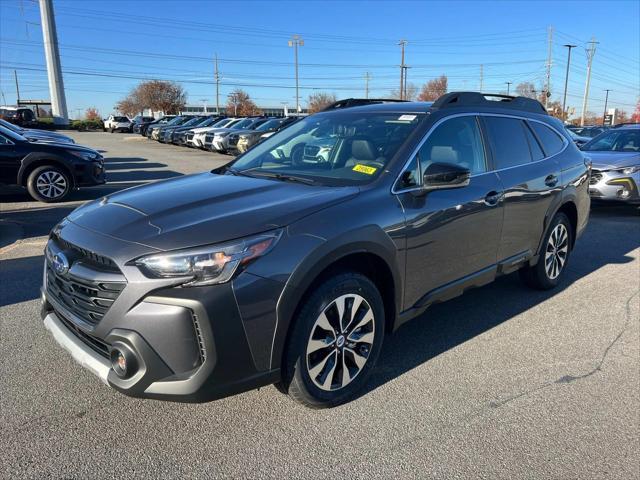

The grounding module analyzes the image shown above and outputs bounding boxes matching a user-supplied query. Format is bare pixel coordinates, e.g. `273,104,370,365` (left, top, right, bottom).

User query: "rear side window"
523,124,545,161
529,122,564,156
483,116,532,169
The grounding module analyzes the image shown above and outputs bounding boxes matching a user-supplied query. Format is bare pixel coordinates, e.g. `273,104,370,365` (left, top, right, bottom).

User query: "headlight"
617,165,640,175
69,150,99,161
136,230,282,286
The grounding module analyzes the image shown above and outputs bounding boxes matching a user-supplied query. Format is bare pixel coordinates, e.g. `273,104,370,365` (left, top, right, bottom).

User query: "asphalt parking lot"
1,131,639,478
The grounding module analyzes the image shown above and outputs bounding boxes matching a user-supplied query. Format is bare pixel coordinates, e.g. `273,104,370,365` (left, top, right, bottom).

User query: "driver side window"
417,116,487,176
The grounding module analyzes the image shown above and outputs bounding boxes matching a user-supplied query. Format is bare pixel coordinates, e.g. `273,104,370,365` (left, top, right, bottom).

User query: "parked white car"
103,115,132,133
191,118,242,148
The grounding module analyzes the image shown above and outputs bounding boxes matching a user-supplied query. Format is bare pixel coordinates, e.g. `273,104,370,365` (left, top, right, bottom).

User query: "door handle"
484,190,503,206
545,174,558,187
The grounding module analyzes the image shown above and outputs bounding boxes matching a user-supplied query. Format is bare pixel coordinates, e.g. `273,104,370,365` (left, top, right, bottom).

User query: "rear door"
481,115,563,263
396,114,504,309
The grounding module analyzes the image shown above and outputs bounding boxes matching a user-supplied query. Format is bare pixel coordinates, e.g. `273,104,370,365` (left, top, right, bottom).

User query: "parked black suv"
0,125,105,202
41,93,589,407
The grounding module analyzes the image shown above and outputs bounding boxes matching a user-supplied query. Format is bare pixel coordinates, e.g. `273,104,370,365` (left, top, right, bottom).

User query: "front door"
396,115,504,310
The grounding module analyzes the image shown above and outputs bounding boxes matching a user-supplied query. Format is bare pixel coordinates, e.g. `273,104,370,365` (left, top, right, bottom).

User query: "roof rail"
321,98,409,111
431,91,547,115
611,122,640,128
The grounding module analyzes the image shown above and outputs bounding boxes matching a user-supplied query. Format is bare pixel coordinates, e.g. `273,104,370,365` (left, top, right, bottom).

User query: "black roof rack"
321,98,409,111
431,92,547,115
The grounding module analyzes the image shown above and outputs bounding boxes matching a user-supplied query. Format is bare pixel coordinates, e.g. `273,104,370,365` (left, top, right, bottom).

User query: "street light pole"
398,40,407,100
288,35,304,112
562,44,577,122
505,81,512,95
603,89,611,125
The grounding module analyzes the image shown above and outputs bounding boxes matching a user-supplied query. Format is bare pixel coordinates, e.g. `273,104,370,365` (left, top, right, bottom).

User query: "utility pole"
562,44,577,121
38,0,68,124
479,64,484,91
364,72,370,99
505,81,512,95
403,66,410,99
398,40,407,100
544,25,554,109
580,37,598,126
288,35,304,112
214,54,220,114
14,70,20,102
603,89,611,125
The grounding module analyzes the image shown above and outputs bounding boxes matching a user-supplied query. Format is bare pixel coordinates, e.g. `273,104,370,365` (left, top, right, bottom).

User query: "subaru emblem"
52,252,70,275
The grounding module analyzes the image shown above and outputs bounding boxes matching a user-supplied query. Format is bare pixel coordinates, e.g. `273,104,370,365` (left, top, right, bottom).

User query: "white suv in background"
104,115,132,133
191,118,242,148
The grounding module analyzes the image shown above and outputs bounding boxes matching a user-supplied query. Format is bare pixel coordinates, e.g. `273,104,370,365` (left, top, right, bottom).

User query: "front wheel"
520,212,572,290
281,272,385,408
26,165,71,203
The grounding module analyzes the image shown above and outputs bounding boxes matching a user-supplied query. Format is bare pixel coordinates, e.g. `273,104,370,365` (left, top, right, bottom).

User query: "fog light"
110,347,137,379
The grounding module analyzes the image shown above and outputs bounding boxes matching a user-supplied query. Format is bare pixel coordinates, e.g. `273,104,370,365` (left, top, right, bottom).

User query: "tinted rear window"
530,122,564,156
483,116,532,169
114,116,128,122
523,124,545,161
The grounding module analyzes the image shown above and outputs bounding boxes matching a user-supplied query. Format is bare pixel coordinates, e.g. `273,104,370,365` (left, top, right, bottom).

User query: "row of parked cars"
137,114,302,155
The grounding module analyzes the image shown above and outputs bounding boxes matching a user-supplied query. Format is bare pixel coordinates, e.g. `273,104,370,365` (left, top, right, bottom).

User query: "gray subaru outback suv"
41,93,590,408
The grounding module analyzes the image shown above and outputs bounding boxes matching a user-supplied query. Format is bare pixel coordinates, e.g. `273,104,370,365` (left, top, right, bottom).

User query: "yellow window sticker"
353,164,377,175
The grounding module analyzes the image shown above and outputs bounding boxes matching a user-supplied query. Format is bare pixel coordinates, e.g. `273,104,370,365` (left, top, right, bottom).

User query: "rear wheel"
26,165,71,203
520,212,572,290
281,272,385,408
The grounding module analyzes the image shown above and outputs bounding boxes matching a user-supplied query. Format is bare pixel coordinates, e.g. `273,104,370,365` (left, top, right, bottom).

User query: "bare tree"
417,75,448,101
515,82,537,99
115,97,141,117
389,83,418,101
226,89,260,116
307,92,337,113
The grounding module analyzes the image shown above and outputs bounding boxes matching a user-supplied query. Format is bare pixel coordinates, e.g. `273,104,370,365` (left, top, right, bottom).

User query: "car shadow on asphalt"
357,204,639,400
0,254,44,307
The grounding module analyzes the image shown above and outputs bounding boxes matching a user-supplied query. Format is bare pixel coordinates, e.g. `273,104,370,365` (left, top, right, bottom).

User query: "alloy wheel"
36,170,67,199
305,294,375,391
545,223,569,280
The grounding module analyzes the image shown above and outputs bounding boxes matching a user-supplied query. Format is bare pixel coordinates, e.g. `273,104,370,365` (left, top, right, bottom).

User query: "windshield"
255,119,284,132
229,111,423,186
180,117,204,127
113,116,128,122
582,129,640,152
231,118,255,130
198,117,220,127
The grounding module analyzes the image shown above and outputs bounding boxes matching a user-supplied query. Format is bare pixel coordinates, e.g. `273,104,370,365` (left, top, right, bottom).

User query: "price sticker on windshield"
353,164,378,175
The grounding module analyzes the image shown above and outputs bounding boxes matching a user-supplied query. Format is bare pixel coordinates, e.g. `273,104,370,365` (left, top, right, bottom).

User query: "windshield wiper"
245,171,316,185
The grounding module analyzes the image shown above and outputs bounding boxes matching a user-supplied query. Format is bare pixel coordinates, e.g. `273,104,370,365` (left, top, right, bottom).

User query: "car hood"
67,172,358,250
584,151,640,170
26,132,74,144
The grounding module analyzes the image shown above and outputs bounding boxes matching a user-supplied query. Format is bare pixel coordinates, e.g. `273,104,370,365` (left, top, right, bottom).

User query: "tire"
520,212,572,290
290,143,305,166
26,165,72,203
280,272,385,408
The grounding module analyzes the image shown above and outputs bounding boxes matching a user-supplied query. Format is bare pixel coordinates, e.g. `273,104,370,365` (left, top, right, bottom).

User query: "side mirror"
421,162,471,192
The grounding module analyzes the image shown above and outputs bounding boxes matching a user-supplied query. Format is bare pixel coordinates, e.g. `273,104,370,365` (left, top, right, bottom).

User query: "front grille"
46,237,125,326
228,134,239,146
186,133,194,141
590,170,603,185
57,311,111,358
47,266,125,326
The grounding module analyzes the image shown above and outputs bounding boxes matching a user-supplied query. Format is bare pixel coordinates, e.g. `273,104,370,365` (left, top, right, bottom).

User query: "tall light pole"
288,35,304,112
364,72,371,99
398,40,407,100
505,81,512,95
214,54,220,114
38,0,68,124
580,38,598,127
562,44,577,122
603,89,611,125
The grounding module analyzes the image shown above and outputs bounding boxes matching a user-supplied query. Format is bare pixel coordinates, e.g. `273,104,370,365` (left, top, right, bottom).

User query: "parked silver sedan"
582,125,640,204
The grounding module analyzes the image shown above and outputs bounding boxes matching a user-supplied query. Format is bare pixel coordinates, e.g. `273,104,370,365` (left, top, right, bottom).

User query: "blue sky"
1,0,638,119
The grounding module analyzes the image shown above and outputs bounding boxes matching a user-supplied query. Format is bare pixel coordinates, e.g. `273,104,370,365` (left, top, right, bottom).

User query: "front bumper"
74,159,106,187
589,169,640,203
40,227,284,402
